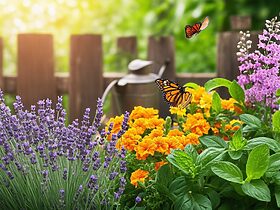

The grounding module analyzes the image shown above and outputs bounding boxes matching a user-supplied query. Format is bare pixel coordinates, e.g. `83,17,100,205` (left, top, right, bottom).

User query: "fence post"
69,34,103,122
0,38,3,90
217,16,253,81
17,34,56,108
147,36,175,117
117,36,138,60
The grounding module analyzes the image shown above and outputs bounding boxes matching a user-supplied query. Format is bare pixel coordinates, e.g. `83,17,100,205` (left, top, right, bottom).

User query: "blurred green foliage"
0,0,278,75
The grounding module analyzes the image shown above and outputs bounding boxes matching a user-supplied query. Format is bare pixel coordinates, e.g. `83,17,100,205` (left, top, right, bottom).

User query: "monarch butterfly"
185,16,209,38
155,79,192,109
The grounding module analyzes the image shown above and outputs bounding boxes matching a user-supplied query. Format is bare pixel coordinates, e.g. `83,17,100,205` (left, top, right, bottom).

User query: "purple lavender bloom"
109,172,119,180
63,168,67,180
135,196,142,203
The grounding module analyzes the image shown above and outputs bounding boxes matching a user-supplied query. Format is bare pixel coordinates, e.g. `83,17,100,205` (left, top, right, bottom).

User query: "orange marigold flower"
168,129,184,137
200,93,212,111
149,129,164,138
135,138,157,160
130,106,159,120
166,137,182,153
183,113,210,136
169,106,187,117
117,128,140,151
221,98,237,112
155,161,168,171
130,169,149,187
186,133,200,145
225,119,242,132
153,136,169,154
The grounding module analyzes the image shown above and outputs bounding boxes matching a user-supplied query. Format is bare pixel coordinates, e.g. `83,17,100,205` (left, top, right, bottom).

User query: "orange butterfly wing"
155,79,192,108
185,16,209,39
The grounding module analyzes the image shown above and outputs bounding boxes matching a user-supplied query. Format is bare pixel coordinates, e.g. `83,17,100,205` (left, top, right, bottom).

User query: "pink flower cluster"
237,17,280,108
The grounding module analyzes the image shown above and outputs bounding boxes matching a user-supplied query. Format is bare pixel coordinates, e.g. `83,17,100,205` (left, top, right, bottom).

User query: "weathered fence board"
69,35,103,121
17,34,56,108
117,36,138,59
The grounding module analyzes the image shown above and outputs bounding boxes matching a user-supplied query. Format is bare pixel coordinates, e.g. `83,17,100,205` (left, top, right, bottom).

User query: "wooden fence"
0,16,259,120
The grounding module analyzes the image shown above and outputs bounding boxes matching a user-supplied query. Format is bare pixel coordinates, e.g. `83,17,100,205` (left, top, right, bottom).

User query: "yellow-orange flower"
225,119,243,131
130,169,149,187
185,133,200,145
153,136,169,154
155,161,168,171
135,137,157,160
167,129,184,137
169,106,187,117
221,98,243,114
183,113,210,136
117,127,140,151
130,106,159,120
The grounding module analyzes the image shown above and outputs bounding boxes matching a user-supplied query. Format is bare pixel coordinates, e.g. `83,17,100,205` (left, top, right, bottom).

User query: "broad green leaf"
205,189,220,209
184,82,200,90
275,185,280,208
212,92,222,113
246,144,269,181
211,161,243,184
241,180,271,202
245,137,280,152
240,114,261,128
228,150,243,160
169,176,191,197
229,80,245,103
184,144,198,161
156,164,174,186
272,111,280,132
197,147,226,168
167,150,196,177
266,153,280,176
199,135,228,149
192,194,212,210
204,78,232,92
229,129,246,151
174,195,192,210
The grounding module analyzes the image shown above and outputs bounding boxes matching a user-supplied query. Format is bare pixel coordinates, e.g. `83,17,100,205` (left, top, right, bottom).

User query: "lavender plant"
237,16,280,114
0,90,129,210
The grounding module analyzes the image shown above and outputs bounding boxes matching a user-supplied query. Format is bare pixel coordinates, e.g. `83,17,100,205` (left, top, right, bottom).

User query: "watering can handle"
101,80,118,104
157,59,170,78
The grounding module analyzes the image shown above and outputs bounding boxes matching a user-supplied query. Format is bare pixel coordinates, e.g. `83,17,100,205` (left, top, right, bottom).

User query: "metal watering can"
102,59,167,116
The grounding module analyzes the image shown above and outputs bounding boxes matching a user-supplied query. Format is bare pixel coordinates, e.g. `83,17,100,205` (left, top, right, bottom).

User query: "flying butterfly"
185,16,209,38
155,79,192,109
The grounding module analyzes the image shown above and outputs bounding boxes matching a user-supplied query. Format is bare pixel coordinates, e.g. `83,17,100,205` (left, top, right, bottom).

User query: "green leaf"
184,144,198,161
246,144,269,181
197,147,226,168
167,150,196,177
272,111,280,132
192,194,212,210
204,78,232,92
228,150,243,160
205,189,220,209
184,82,200,90
275,185,280,208
266,153,280,176
240,114,261,128
169,176,190,197
174,195,192,210
199,135,228,149
156,164,174,186
212,92,222,113
211,161,243,184
229,129,246,151
241,180,271,202
245,137,280,152
229,80,245,103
